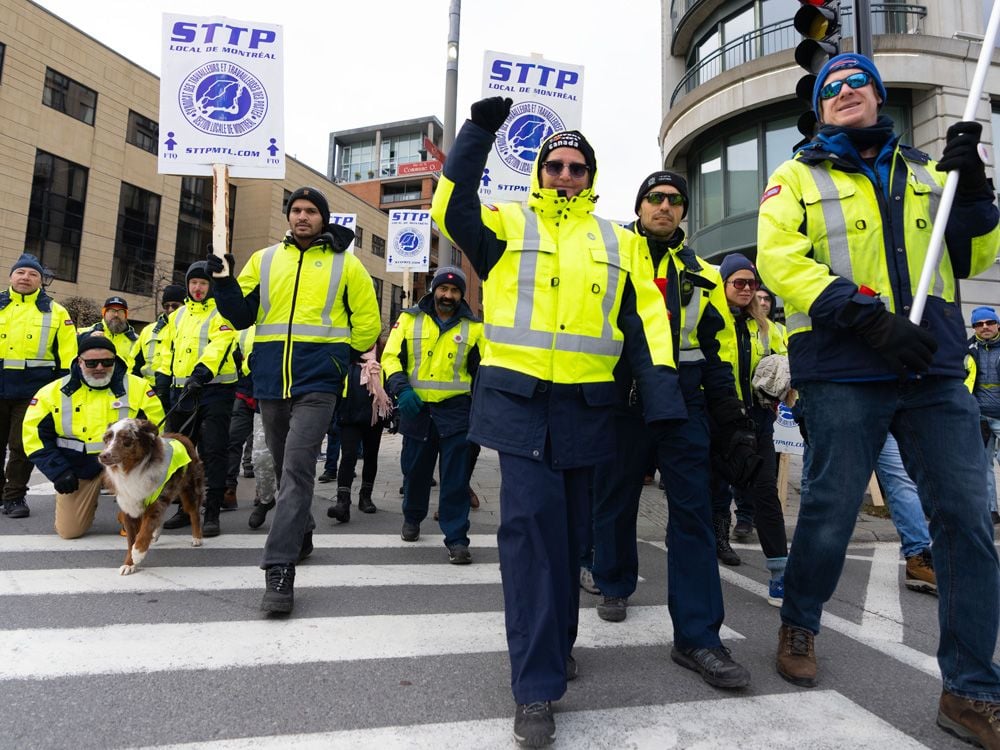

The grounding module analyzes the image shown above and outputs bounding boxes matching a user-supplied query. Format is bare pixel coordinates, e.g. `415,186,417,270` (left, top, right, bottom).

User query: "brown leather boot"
776,624,817,687
938,691,1000,749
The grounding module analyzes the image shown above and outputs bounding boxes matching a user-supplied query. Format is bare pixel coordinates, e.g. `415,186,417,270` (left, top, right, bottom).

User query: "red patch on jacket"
392,321,400,329
29,398,37,405
63,319,74,325
485,204,499,212
218,325,231,331
760,185,781,204
146,390,156,397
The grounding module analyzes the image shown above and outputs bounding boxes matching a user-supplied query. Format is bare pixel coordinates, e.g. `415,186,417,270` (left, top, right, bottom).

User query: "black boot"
248,498,275,529
713,514,741,566
203,495,221,537
327,489,351,523
162,504,191,529
358,483,377,514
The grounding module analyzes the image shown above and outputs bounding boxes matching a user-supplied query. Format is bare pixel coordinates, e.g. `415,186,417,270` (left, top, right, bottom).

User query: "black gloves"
53,470,78,495
205,252,236,278
853,308,938,378
186,363,214,389
936,121,989,195
707,397,762,490
470,97,512,134
982,419,994,446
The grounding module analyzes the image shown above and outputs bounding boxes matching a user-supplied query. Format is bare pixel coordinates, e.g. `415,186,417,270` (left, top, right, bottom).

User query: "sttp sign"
158,13,285,179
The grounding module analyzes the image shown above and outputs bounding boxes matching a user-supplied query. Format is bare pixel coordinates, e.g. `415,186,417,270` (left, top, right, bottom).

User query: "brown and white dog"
99,418,204,575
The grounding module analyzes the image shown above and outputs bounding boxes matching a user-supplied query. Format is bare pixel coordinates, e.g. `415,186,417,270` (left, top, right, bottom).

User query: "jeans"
784,378,1000,701
260,392,338,567
875,433,931,558
983,417,1000,513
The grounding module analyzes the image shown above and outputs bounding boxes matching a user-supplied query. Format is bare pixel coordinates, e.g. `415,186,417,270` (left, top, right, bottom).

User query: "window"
24,150,88,282
340,140,377,181
111,183,160,295
281,189,292,214
382,182,423,204
450,246,463,266
42,68,97,125
372,277,383,311
390,284,405,322
126,110,158,154
173,177,236,282
0,42,6,85
380,133,423,177
355,226,364,249
372,234,386,258
726,128,759,216
697,143,723,228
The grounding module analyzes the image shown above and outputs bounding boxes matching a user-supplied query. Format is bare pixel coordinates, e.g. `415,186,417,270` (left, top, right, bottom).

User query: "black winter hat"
161,284,186,305
286,187,331,227
186,261,211,285
431,266,467,296
10,253,44,276
538,131,597,181
77,331,116,356
635,171,689,219
103,296,128,310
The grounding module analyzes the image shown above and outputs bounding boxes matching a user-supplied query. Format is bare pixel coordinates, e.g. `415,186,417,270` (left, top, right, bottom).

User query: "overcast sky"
34,0,663,220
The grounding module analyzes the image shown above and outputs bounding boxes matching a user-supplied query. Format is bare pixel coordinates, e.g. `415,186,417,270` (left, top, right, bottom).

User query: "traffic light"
794,0,842,137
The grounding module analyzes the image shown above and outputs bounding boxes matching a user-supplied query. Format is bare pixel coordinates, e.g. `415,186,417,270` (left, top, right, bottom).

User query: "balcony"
670,3,927,107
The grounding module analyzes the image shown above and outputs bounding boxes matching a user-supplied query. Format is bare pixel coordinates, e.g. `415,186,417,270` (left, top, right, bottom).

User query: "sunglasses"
80,357,115,369
541,160,590,178
727,278,759,291
644,192,686,206
973,320,998,328
819,71,872,101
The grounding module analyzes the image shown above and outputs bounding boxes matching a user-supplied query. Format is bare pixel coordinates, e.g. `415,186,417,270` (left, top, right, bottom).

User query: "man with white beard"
21,333,164,538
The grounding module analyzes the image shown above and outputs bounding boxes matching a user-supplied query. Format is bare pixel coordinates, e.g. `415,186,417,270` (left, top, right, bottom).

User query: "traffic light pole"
853,0,873,59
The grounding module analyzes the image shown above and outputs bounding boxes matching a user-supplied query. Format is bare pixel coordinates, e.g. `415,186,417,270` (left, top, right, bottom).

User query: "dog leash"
155,386,201,434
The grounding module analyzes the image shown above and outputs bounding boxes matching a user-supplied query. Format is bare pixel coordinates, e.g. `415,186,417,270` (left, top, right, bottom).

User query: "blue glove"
396,389,424,419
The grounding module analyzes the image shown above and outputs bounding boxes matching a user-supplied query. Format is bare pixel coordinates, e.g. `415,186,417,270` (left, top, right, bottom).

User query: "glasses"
819,71,873,101
727,278,759,291
80,358,115,369
163,302,183,312
973,320,998,328
541,160,590,179
644,192,686,207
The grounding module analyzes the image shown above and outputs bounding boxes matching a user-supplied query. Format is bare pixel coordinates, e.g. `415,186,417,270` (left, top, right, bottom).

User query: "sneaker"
298,531,313,562
248,499,274,529
597,596,627,623
566,654,578,681
317,471,337,483
222,488,238,511
768,576,784,607
937,690,1000,748
513,701,555,748
243,466,255,479
671,645,750,689
579,567,600,595
162,506,191,529
905,549,938,595
401,521,420,542
447,544,472,565
202,510,220,538
261,564,295,614
732,519,754,540
776,623,817,687
1,498,29,519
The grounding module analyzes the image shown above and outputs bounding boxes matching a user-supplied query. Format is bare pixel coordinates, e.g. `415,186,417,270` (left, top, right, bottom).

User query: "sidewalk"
315,433,903,546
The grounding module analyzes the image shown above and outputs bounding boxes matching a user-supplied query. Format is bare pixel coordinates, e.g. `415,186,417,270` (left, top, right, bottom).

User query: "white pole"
211,162,230,272
910,0,1000,324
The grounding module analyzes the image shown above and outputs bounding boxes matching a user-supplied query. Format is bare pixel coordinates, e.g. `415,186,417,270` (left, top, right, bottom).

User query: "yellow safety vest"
383,311,483,402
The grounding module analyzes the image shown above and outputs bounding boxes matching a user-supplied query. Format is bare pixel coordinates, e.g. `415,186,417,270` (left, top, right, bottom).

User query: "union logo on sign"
494,101,565,175
394,230,423,257
178,61,268,137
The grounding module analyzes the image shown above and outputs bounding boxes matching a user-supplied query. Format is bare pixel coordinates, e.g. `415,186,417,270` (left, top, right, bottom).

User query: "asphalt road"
0,440,989,749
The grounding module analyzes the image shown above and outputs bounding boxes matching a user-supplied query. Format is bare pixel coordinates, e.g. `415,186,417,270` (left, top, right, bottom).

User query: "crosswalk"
0,492,957,748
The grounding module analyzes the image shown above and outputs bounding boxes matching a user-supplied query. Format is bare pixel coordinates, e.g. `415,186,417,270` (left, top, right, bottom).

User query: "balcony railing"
670,3,927,107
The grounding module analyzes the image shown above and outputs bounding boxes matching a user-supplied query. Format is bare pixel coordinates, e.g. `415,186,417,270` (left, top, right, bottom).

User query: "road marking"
861,543,904,642
143,690,929,749
0,533,501,553
696,550,939,678
0,605,742,680
0,564,505,595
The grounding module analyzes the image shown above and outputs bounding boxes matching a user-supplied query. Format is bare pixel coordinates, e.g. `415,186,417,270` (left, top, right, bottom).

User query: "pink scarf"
360,350,393,426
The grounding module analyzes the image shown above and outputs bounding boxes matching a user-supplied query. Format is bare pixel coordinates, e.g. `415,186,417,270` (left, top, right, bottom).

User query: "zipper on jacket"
283,247,306,399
